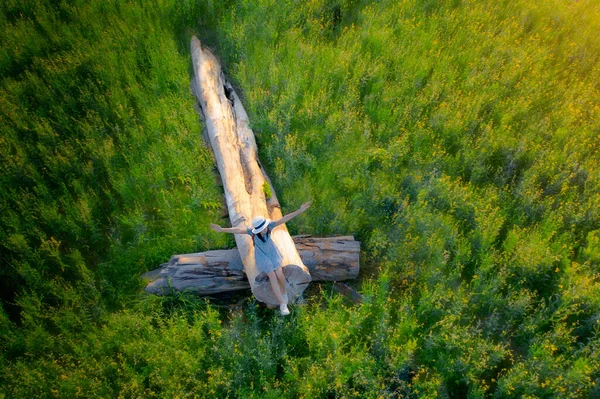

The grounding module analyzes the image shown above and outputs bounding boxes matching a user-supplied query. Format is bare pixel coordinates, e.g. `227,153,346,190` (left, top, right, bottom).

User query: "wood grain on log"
294,236,360,281
145,236,359,296
190,37,311,305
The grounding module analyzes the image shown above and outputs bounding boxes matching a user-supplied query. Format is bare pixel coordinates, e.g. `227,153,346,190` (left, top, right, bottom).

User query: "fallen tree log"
144,236,360,295
293,236,360,281
190,37,312,305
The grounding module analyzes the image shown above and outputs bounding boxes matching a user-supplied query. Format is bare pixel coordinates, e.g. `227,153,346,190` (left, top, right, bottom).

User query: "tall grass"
1,0,600,397
212,0,600,395
0,0,228,363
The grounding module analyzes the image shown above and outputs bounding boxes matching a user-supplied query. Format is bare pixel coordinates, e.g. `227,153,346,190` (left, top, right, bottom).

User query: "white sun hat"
251,216,270,234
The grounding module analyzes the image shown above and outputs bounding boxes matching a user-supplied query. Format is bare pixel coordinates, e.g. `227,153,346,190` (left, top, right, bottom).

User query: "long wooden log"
190,37,311,305
144,236,360,296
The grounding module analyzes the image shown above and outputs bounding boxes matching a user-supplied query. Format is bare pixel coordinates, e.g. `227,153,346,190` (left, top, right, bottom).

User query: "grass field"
1,0,600,397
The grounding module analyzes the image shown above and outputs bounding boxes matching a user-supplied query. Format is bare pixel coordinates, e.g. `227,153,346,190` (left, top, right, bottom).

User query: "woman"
210,201,311,315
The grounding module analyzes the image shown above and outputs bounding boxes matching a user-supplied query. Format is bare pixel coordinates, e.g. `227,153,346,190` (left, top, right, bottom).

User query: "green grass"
2,0,600,397
0,0,228,368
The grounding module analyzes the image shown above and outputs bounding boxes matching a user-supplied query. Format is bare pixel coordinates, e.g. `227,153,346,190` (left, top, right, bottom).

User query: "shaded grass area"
0,0,230,384
2,0,600,397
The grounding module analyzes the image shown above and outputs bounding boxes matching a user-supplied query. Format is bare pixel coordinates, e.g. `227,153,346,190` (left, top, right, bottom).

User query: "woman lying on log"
210,201,311,315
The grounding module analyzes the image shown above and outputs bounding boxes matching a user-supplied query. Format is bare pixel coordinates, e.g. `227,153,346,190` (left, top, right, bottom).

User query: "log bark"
293,236,360,281
190,37,311,305
144,236,359,296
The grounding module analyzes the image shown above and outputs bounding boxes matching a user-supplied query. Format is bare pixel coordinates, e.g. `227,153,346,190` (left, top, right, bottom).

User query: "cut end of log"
252,264,312,306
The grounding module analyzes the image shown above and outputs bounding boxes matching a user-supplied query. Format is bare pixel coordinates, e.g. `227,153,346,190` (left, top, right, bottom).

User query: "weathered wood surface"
190,36,311,305
144,236,360,295
293,236,360,281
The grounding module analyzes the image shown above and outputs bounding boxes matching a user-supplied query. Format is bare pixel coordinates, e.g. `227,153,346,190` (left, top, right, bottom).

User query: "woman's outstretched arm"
210,224,247,234
272,201,311,228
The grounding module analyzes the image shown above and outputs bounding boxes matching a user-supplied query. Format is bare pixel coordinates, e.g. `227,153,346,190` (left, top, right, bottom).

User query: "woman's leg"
274,267,287,296
267,271,284,304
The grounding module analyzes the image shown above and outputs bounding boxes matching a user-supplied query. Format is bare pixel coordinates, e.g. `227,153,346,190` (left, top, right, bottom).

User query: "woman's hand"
272,201,312,227
300,201,312,212
210,223,222,232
